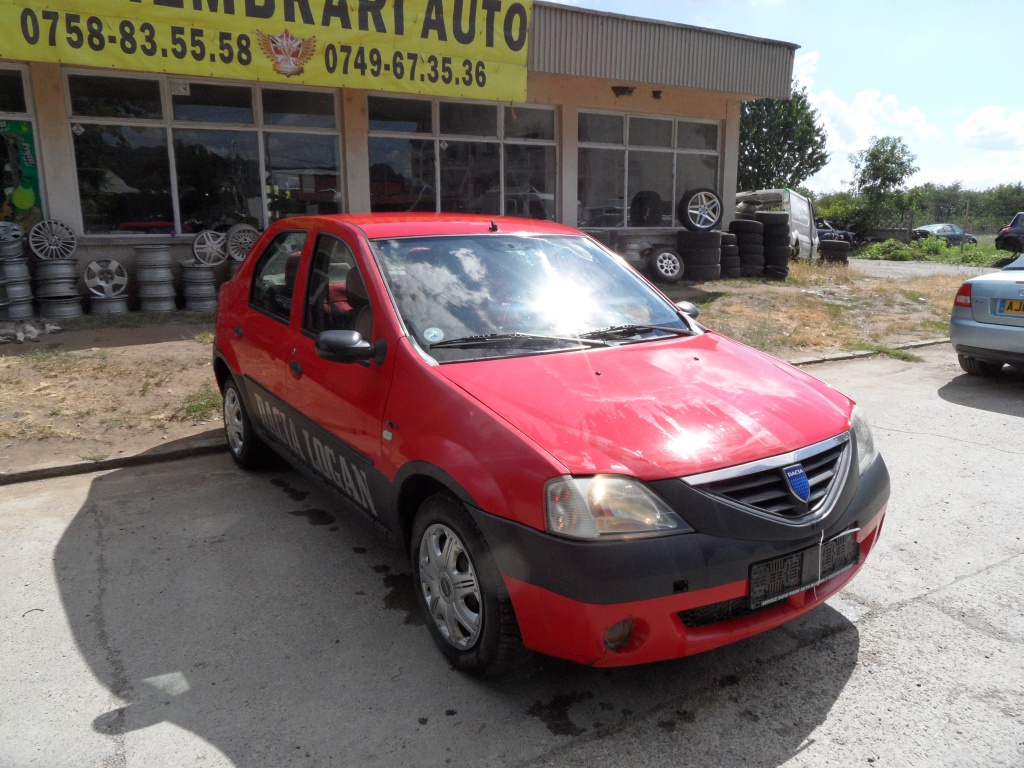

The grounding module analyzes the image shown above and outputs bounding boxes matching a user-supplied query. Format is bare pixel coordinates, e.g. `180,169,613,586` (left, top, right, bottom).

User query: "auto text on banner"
0,0,532,102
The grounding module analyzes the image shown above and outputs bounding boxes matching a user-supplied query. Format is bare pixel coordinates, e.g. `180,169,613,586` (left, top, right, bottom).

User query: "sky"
545,0,1022,194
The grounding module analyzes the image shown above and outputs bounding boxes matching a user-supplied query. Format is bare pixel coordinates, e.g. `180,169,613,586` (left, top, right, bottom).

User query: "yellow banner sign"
0,0,532,101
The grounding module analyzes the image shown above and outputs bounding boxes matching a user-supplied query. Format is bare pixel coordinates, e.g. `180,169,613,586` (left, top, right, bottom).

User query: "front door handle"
233,326,243,337
289,360,303,378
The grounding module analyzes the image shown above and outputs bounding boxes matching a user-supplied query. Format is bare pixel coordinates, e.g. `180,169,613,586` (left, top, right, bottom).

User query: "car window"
249,230,308,322
371,233,688,362
303,234,370,336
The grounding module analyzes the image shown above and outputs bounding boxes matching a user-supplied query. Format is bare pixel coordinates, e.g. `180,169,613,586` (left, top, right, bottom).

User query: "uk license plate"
996,299,1024,316
749,531,860,609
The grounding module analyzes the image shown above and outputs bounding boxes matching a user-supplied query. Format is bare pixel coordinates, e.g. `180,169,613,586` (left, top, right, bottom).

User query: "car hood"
437,333,853,479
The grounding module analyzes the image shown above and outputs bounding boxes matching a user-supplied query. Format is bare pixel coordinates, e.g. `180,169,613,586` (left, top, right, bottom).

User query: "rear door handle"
289,360,303,378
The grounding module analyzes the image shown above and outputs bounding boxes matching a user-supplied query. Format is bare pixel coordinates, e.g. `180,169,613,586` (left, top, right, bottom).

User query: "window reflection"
72,126,173,234
262,89,335,128
439,141,500,214
578,148,625,227
369,137,436,212
265,132,341,221
172,83,253,123
174,128,260,231
0,70,27,113
69,76,162,120
504,145,556,220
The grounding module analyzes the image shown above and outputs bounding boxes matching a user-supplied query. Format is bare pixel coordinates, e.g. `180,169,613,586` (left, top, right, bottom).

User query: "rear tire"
222,377,271,470
958,355,1003,376
412,493,521,677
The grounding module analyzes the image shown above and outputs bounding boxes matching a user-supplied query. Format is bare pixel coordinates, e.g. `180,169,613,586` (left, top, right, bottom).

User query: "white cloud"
794,51,945,192
955,106,1024,151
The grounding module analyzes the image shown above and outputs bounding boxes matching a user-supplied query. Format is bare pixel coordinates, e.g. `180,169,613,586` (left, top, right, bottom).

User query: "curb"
0,436,227,487
0,338,951,487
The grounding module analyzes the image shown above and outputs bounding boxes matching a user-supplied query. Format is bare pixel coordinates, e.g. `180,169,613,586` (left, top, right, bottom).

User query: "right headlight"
851,406,879,475
545,475,693,540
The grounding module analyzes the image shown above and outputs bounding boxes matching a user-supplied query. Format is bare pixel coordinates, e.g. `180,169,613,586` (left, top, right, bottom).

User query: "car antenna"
489,220,499,232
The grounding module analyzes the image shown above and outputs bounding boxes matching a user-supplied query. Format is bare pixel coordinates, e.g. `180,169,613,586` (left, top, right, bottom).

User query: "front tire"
222,377,270,469
411,494,521,677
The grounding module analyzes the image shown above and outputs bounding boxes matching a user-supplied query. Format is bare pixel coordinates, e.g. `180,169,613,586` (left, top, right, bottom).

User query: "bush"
859,239,914,260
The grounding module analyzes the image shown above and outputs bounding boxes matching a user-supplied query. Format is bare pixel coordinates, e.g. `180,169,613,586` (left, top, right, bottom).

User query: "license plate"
749,531,860,609
996,299,1024,316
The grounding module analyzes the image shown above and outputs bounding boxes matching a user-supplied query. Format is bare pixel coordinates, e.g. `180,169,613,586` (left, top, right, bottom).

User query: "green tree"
738,85,829,191
850,136,918,201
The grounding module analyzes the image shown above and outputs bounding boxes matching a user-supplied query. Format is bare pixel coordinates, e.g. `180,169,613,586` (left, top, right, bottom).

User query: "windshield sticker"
423,327,445,343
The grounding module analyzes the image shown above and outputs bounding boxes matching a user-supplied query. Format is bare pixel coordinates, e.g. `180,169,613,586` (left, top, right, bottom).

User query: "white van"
736,188,819,259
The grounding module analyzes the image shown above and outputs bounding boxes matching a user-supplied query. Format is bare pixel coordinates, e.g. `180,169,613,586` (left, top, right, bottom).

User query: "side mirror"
675,300,700,319
316,330,387,366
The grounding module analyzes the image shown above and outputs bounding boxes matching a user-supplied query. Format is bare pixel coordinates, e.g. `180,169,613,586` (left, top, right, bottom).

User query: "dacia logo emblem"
783,464,811,502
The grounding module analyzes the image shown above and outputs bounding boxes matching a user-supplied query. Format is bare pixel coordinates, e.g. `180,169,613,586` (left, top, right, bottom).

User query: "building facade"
0,1,795,271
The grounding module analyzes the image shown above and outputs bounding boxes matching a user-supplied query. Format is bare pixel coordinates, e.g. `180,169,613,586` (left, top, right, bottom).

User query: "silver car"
950,254,1024,374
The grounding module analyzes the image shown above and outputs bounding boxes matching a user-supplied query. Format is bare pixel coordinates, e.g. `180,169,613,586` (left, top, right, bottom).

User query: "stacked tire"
676,230,721,282
720,232,740,278
757,211,792,282
135,245,177,312
729,219,764,278
819,239,851,265
0,223,29,320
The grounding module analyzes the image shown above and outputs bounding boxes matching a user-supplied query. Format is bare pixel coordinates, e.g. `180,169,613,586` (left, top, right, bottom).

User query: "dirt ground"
0,260,975,476
0,319,219,475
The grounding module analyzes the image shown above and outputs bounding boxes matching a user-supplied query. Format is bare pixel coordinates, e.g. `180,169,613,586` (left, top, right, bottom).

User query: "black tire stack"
757,211,792,282
676,230,721,281
818,239,851,265
720,232,740,278
729,219,764,278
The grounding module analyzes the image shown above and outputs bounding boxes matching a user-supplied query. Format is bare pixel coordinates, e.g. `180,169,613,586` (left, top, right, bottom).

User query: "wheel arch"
393,461,481,554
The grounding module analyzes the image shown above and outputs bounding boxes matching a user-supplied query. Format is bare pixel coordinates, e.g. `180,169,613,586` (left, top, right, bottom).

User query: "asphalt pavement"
1,344,1022,767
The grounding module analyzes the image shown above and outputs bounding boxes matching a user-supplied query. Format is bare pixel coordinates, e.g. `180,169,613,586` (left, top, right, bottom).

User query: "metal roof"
529,3,797,100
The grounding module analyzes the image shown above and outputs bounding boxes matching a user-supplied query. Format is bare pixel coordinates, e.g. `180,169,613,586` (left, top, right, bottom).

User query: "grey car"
950,253,1024,374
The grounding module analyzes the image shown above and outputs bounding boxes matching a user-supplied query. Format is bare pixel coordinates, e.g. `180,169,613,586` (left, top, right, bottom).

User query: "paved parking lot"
1,345,1022,767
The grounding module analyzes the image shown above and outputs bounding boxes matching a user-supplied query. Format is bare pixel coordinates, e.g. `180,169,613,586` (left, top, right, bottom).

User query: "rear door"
232,228,310,405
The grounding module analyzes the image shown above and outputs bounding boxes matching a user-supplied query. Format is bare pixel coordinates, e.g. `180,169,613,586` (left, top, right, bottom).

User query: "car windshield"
371,233,692,362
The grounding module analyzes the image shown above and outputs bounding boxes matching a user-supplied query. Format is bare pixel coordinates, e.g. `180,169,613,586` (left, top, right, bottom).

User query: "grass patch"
849,343,924,362
193,331,215,344
169,387,221,423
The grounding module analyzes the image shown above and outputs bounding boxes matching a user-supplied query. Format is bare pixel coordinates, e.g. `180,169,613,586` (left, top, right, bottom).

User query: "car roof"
276,213,583,240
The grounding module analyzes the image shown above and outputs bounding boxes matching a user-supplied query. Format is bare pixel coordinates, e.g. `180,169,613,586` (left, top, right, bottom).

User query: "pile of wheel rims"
30,219,83,319
0,222,34,320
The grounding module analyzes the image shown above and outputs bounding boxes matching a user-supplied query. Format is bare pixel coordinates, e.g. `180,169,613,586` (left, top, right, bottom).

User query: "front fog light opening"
604,619,634,652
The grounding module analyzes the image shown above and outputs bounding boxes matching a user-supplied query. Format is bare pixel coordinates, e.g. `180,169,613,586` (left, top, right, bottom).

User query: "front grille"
678,597,755,628
685,433,851,520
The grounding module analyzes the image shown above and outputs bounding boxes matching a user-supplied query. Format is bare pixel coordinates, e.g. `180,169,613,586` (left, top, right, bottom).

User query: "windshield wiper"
579,323,695,340
430,332,610,350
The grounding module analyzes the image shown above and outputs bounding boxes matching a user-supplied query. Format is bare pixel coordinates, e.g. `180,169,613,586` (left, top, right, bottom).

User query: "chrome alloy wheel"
686,190,721,230
223,386,245,456
418,523,483,649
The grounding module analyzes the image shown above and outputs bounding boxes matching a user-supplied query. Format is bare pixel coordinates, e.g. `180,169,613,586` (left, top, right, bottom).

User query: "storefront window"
174,128,260,231
69,75,162,120
0,70,27,113
66,72,341,235
172,83,253,123
578,111,720,229
504,144,556,220
1,67,42,228
368,137,437,212
263,89,336,129
72,126,173,234
265,132,341,221
578,148,625,227
439,103,497,137
368,96,432,133
369,96,556,219
440,141,500,213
